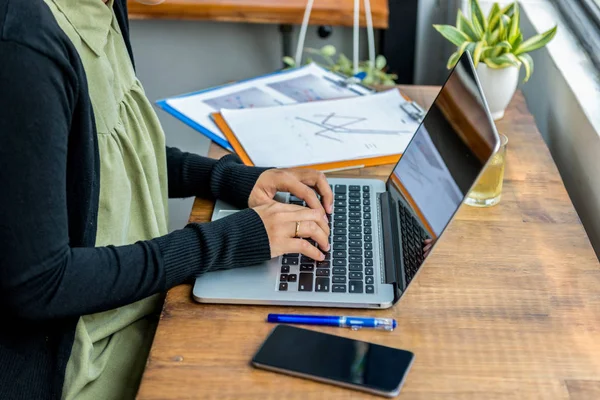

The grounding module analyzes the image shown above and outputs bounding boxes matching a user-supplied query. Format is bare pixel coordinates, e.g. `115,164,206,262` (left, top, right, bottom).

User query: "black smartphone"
251,325,415,398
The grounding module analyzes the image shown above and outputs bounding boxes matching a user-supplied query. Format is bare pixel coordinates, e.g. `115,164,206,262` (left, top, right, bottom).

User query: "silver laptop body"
193,52,500,309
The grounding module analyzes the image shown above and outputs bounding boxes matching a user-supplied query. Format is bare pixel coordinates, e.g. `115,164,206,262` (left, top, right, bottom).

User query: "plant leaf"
470,0,488,32
487,3,502,31
338,53,352,70
320,45,336,57
490,40,511,57
508,2,520,43
282,56,296,67
518,53,534,82
472,40,489,67
514,25,557,55
457,10,481,41
458,40,473,55
375,54,387,70
500,2,516,17
487,28,500,46
471,14,484,38
510,32,522,49
433,24,471,46
459,41,477,60
497,14,509,41
482,46,495,59
504,52,520,64
456,8,463,30
456,40,476,62
496,40,512,51
447,50,462,69
484,53,520,69
304,47,321,55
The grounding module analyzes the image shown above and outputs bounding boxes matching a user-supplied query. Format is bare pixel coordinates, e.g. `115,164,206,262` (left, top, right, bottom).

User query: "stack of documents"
158,64,423,171
158,64,371,150
213,90,421,171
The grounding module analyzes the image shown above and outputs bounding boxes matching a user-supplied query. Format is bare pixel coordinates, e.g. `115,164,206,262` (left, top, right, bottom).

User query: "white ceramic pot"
476,63,520,120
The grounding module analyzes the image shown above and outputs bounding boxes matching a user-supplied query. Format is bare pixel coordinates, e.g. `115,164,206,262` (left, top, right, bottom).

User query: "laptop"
193,52,500,308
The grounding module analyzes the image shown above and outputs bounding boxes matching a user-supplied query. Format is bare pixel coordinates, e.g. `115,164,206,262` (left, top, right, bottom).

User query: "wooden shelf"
127,0,389,28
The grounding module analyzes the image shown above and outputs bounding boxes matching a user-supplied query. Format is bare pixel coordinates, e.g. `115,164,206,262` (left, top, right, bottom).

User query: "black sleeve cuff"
155,208,271,288
167,148,272,207
210,154,272,208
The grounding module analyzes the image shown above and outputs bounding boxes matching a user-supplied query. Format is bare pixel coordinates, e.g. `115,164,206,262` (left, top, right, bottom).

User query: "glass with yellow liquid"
465,134,508,207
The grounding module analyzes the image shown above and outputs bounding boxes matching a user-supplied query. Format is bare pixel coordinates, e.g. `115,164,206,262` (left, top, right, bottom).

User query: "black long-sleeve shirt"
0,0,271,397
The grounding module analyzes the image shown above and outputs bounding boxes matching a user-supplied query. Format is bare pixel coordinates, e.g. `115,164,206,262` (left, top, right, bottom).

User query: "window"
553,0,600,69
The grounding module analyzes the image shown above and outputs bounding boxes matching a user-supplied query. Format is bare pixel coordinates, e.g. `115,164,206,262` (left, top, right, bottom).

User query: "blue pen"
267,314,397,331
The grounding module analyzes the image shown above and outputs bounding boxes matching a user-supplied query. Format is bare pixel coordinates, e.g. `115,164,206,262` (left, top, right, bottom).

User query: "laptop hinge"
378,192,402,303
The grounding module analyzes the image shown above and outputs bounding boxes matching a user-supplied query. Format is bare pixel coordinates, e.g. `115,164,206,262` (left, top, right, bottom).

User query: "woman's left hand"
249,169,334,214
423,238,434,258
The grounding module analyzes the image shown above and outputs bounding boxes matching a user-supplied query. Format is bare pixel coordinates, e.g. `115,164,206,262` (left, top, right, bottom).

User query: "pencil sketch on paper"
294,112,407,143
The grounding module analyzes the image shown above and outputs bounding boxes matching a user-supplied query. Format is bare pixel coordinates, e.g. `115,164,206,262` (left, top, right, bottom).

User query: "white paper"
164,64,371,141
393,126,463,235
220,90,421,168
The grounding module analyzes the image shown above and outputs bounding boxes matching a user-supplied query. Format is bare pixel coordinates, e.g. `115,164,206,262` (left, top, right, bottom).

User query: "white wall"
129,20,369,231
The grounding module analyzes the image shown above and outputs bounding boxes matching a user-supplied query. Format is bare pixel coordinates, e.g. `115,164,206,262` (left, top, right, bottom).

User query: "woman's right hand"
253,202,330,261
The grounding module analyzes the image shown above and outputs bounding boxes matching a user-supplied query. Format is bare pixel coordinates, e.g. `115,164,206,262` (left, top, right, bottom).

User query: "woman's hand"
249,169,334,214
423,238,434,258
253,202,330,260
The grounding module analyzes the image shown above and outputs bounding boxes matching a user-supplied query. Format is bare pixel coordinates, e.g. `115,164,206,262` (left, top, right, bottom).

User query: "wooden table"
138,86,600,399
127,0,389,28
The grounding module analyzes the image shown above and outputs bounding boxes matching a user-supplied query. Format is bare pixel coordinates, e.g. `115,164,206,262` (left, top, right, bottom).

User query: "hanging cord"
295,0,315,66
296,0,374,76
353,0,360,74
364,0,375,69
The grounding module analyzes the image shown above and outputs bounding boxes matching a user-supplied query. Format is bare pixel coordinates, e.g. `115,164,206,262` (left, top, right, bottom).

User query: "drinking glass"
465,134,508,207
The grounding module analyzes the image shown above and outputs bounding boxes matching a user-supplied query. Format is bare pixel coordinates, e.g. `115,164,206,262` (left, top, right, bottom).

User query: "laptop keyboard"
278,184,375,294
398,200,431,286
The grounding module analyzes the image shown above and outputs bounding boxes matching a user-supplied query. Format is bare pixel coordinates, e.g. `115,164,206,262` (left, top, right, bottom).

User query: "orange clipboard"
211,112,402,173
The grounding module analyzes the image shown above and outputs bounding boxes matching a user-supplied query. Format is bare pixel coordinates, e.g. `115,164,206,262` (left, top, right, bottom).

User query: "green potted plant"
283,45,397,86
434,0,557,119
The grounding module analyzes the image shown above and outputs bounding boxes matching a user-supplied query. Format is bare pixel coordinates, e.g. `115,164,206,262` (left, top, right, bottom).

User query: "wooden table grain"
127,0,389,28
137,86,600,399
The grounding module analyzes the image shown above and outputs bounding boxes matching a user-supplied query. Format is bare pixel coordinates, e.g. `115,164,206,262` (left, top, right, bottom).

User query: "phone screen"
251,325,414,397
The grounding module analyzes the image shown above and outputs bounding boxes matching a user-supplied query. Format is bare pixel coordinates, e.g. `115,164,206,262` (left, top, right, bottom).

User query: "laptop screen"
385,52,499,291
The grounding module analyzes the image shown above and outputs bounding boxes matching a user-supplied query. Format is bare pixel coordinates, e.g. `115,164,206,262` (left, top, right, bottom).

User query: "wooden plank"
127,0,389,28
137,86,600,400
